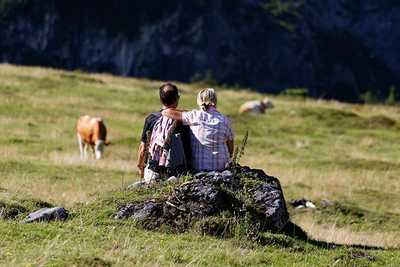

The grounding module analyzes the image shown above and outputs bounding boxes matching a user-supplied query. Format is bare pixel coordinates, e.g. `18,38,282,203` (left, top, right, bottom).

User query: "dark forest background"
1,0,400,102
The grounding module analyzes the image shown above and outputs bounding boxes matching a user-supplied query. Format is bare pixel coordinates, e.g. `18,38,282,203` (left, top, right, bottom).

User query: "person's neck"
162,105,177,110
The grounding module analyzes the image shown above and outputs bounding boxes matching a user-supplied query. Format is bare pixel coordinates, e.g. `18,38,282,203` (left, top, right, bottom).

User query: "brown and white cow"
239,97,274,114
76,115,108,160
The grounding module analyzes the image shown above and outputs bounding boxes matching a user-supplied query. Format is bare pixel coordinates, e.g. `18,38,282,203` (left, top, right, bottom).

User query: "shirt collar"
207,106,217,112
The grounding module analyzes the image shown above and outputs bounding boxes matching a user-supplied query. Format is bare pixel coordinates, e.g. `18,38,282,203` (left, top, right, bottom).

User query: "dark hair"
159,83,179,106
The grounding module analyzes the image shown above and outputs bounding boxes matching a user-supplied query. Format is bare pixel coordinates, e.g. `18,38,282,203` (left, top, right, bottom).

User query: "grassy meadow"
0,64,399,266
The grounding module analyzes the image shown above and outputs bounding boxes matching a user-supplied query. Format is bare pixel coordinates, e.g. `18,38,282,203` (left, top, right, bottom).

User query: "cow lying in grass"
76,115,109,160
239,97,274,114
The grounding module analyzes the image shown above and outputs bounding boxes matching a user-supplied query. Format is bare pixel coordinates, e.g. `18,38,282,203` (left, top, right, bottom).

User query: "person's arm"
137,115,152,178
227,139,234,157
161,108,183,121
137,142,145,178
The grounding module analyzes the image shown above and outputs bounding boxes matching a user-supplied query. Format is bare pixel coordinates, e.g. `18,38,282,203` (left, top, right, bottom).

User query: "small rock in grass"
22,207,69,223
290,199,316,209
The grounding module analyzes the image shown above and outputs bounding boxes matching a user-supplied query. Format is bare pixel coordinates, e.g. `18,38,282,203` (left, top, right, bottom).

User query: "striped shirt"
182,107,234,171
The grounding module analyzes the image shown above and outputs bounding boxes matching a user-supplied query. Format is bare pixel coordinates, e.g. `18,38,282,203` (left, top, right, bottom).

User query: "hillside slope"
1,0,400,102
0,64,399,266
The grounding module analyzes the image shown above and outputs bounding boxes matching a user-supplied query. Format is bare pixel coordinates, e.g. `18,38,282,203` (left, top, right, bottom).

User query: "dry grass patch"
296,216,400,248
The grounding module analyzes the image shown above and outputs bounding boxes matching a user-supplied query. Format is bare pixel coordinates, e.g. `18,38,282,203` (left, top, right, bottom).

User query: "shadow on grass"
280,221,384,250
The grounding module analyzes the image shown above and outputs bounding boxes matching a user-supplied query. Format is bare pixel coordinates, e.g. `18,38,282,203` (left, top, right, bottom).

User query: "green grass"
0,64,399,266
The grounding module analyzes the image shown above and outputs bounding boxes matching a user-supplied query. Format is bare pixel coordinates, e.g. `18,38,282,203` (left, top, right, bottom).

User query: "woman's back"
182,107,233,171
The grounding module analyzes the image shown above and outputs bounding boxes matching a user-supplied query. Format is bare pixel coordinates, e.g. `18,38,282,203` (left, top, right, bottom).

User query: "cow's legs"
84,144,89,160
77,134,86,160
94,140,104,159
90,145,95,159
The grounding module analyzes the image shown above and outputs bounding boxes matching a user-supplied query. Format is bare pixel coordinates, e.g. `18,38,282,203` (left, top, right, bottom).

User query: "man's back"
136,82,188,180
141,111,191,171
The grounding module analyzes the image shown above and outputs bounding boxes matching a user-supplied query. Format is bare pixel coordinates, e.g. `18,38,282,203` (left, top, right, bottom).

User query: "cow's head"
94,140,105,159
261,97,274,109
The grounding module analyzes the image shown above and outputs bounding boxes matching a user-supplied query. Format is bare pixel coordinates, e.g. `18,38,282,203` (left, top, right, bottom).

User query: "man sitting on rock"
136,83,191,183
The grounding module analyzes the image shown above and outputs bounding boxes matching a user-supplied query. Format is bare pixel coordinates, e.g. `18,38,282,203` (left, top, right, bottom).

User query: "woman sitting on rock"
162,88,234,172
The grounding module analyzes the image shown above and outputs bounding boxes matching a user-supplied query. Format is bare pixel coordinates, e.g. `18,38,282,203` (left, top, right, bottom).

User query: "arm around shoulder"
161,109,183,121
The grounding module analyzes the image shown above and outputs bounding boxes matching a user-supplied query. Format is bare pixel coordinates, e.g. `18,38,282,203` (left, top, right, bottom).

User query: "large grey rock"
116,166,289,233
22,207,69,223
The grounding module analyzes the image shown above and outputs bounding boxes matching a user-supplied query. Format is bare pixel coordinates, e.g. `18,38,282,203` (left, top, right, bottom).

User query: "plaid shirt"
149,116,176,167
182,107,234,171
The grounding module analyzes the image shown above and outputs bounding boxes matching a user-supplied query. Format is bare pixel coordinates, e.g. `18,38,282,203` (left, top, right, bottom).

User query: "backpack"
148,116,187,173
